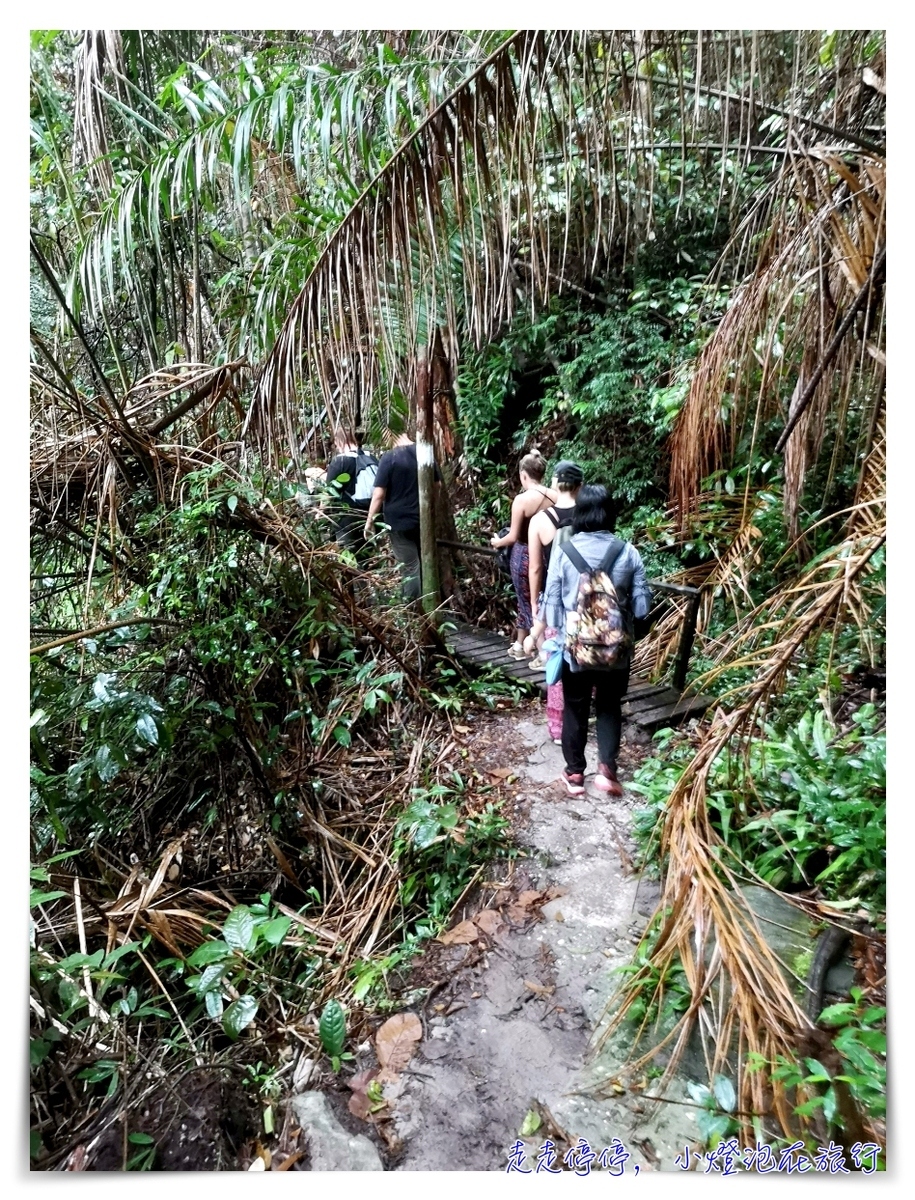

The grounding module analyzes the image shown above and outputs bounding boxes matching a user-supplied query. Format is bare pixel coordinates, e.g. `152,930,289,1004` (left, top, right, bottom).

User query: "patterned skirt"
545,625,564,740
509,540,533,630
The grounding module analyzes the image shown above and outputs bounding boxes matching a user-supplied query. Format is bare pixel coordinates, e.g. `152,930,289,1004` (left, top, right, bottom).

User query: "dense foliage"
30,27,885,1170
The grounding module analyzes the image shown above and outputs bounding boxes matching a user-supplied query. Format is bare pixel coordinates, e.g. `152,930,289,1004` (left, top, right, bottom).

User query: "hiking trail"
290,702,701,1172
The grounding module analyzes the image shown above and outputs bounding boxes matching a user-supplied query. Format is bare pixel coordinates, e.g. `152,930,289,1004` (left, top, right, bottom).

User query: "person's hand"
490,535,501,548
363,521,373,539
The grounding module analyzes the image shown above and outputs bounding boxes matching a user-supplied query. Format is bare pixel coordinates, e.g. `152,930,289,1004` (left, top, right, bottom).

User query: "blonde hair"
519,451,547,483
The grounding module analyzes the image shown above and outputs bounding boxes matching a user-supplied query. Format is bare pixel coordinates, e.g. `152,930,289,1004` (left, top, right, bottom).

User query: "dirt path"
381,710,698,1172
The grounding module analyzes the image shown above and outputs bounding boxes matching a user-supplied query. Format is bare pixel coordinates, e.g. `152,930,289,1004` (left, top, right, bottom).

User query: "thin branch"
30,617,177,656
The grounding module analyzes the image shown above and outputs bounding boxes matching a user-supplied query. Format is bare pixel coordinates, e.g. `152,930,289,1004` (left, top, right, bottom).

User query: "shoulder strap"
559,542,590,574
544,507,561,529
599,538,627,576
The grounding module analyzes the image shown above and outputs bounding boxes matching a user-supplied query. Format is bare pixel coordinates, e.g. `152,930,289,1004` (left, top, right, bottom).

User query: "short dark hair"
572,484,617,534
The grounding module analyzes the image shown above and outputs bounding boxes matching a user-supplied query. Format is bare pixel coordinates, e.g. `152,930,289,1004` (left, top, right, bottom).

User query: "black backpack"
495,526,513,575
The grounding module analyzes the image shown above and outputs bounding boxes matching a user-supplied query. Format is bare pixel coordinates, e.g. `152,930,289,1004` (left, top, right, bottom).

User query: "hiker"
528,484,651,797
325,427,378,549
363,428,440,602
490,451,557,659
523,460,584,742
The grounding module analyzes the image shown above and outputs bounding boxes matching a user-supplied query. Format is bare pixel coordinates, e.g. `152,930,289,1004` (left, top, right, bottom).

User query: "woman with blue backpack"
527,485,652,797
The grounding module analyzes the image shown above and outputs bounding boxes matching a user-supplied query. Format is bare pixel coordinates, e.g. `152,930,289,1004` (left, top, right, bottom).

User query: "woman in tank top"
490,451,557,658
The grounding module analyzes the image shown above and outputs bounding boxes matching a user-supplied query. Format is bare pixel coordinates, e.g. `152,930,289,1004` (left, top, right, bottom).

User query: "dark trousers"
560,660,629,775
388,526,422,602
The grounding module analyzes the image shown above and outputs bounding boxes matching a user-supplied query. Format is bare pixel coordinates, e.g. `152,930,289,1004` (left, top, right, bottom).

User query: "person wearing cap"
523,460,584,740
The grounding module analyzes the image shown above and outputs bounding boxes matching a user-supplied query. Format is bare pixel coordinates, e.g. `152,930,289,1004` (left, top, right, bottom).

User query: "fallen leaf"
520,1109,542,1137
347,1067,379,1093
275,1150,304,1171
517,889,543,908
473,909,503,935
454,725,471,734
523,979,554,996
348,1090,373,1121
437,919,478,945
554,911,565,923
488,768,513,779
375,1012,422,1076
637,1138,660,1165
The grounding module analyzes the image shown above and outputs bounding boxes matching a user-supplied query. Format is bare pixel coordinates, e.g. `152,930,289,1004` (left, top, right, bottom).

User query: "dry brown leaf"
488,768,513,779
347,1067,387,1118
454,725,472,734
348,1090,373,1121
516,889,543,908
375,1012,422,1076
436,919,478,945
523,979,554,996
275,1150,304,1171
473,909,503,935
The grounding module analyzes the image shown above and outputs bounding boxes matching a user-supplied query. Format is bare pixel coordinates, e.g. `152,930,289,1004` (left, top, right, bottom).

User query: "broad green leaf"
223,994,258,1038
712,1074,736,1112
30,888,67,907
198,963,228,993
812,710,830,759
259,916,291,946
205,989,224,1019
413,820,441,849
135,714,159,746
223,905,256,953
95,745,121,782
319,999,346,1057
187,940,232,967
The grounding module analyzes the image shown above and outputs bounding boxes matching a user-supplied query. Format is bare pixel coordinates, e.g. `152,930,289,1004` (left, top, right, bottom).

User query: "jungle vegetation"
30,29,885,1169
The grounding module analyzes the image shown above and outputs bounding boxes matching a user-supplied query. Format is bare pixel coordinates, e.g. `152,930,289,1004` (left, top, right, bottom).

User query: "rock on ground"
292,1091,384,1171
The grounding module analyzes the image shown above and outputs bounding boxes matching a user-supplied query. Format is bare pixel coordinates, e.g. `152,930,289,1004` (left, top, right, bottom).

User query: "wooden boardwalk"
443,619,711,732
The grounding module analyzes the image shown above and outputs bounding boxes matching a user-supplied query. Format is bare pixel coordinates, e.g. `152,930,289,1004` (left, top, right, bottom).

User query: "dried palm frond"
72,29,125,191
249,30,885,463
599,511,885,1144
670,147,886,530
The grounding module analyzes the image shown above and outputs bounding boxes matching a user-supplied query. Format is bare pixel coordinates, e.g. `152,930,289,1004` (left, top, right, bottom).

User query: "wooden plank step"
451,644,508,665
445,633,508,654
631,694,713,730
624,687,681,716
625,680,674,703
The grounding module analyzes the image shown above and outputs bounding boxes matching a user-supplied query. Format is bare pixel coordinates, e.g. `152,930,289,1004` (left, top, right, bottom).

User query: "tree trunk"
415,345,441,617
430,329,459,601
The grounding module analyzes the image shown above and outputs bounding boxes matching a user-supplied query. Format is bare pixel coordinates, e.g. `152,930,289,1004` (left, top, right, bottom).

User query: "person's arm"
527,544,565,646
528,514,547,618
630,549,652,620
490,493,527,548
363,486,386,537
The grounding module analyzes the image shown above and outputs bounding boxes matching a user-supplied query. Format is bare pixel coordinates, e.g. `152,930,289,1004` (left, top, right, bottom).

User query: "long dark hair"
572,484,617,534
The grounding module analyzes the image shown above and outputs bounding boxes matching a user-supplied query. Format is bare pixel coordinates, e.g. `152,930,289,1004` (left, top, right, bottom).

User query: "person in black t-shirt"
363,431,441,602
325,428,362,548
